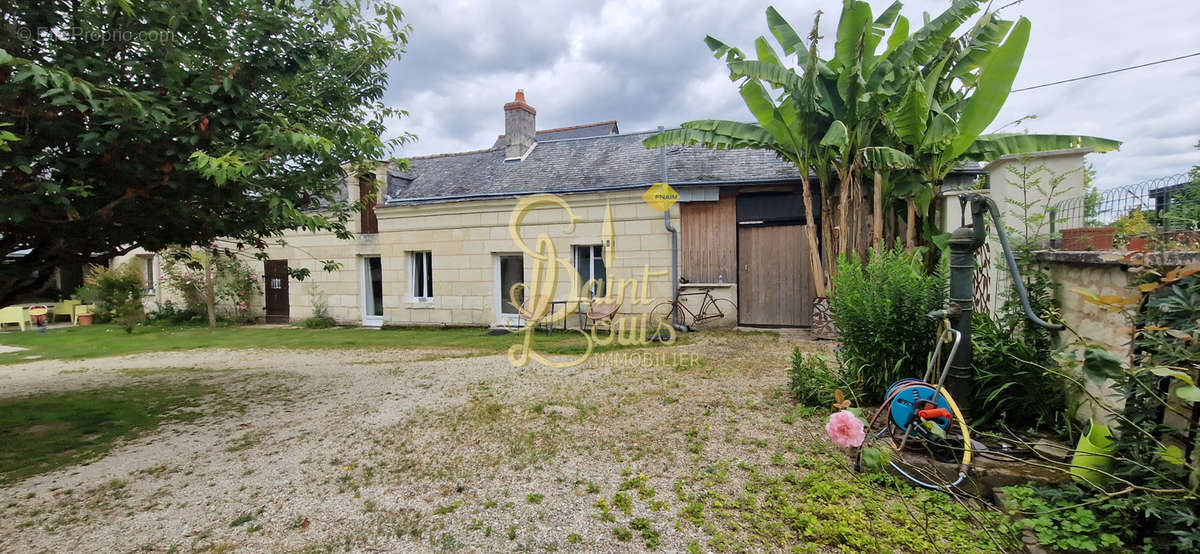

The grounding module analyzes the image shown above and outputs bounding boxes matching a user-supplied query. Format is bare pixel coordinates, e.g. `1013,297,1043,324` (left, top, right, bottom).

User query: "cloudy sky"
382,0,1200,190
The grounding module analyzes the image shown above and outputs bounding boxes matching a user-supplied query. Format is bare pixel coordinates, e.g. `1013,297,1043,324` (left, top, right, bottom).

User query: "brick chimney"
503,90,536,159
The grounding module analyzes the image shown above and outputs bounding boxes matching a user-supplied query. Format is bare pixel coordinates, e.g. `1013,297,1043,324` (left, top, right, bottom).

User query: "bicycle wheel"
691,298,737,328
856,381,972,491
650,301,687,329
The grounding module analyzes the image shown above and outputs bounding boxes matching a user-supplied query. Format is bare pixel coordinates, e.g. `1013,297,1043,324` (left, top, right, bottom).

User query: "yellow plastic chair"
0,306,30,331
51,299,81,323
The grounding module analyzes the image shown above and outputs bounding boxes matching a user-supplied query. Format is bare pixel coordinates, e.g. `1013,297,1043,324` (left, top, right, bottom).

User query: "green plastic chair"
51,299,81,324
0,305,31,331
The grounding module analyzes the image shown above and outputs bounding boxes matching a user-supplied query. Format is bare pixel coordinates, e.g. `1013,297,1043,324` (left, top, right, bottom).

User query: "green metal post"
944,199,987,411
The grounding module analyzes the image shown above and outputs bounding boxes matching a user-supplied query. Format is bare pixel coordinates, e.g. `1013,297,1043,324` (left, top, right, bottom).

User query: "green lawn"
0,322,668,364
0,381,217,485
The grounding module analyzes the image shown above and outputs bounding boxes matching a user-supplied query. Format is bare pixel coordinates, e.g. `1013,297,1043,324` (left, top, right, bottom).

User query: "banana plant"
870,9,1120,247
645,0,1121,288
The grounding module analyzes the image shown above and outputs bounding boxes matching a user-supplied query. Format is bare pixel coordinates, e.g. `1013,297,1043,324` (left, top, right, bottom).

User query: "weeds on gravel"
672,454,1016,552
432,501,462,515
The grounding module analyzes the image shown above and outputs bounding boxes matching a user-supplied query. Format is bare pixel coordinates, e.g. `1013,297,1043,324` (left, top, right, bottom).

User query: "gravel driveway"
0,331,829,553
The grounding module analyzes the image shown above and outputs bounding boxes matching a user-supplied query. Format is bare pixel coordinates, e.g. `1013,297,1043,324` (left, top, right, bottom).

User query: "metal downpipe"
658,126,686,333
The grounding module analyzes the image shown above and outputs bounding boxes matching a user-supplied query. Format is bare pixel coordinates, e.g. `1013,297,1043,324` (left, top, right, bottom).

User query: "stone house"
116,91,1079,329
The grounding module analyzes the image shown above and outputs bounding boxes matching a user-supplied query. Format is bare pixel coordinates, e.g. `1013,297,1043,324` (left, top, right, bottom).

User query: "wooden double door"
737,225,814,327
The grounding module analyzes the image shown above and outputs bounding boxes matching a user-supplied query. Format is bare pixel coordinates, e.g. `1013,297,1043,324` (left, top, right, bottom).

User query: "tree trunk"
905,197,916,251
872,171,883,251
205,257,216,328
799,173,826,297
836,169,850,261
820,178,837,283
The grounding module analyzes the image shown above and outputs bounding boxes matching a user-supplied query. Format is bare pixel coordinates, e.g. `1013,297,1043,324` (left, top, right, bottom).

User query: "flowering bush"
160,246,262,324
75,262,145,333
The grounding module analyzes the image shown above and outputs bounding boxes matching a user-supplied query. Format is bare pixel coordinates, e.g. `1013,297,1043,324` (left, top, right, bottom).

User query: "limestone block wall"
1040,251,1135,426
1039,250,1200,428
262,188,685,327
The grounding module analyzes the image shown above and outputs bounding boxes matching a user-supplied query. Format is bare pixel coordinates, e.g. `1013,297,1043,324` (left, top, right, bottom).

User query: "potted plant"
1113,210,1154,251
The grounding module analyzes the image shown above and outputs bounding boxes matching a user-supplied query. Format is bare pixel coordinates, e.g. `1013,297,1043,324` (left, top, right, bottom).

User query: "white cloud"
384,0,1200,187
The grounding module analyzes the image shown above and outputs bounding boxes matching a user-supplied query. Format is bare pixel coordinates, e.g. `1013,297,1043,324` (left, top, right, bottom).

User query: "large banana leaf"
873,1,903,27
947,16,1030,159
740,79,805,156
949,12,1014,82
683,119,777,142
888,79,928,146
727,59,803,90
833,1,873,71
894,0,982,67
959,133,1122,161
860,146,915,169
641,124,774,150
881,15,909,60
705,36,744,63
766,6,804,56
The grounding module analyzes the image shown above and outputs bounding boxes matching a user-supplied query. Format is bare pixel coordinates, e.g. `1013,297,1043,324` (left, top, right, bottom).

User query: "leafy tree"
645,0,1119,292
1162,140,1200,229
0,0,412,304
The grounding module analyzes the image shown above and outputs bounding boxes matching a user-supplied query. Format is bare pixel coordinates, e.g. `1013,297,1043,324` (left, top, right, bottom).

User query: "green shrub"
76,263,145,333
788,349,847,407
971,269,1066,430
1000,483,1132,552
147,302,202,324
303,316,336,329
830,243,945,404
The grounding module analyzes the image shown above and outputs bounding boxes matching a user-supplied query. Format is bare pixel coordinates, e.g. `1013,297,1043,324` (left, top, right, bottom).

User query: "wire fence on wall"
1051,173,1193,231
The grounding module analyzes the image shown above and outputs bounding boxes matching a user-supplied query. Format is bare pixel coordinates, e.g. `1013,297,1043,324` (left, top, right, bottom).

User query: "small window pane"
411,252,433,299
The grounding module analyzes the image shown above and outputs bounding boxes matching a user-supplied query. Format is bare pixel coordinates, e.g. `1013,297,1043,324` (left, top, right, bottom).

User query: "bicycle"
650,287,736,330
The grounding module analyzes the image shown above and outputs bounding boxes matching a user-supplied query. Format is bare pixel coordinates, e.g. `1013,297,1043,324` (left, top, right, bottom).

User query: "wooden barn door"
264,260,290,323
737,225,813,327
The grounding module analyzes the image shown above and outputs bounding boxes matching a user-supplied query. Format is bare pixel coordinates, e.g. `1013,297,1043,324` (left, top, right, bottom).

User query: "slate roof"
489,120,619,149
386,129,804,204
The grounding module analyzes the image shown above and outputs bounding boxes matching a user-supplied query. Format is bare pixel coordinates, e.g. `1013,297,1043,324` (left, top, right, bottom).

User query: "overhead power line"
1010,51,1200,92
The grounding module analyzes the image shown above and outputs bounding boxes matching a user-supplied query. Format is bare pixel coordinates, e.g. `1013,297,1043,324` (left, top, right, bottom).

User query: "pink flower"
825,410,866,448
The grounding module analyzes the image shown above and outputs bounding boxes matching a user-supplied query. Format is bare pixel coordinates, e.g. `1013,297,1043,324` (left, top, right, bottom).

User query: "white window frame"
494,253,525,328
573,245,605,298
409,251,434,301
138,255,156,296
360,256,385,327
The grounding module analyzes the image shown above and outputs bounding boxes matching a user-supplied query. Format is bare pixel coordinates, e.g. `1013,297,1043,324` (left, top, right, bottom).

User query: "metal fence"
1051,173,1193,230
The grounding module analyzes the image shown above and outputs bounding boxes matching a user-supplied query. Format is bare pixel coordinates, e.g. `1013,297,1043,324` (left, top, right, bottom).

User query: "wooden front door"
264,260,290,323
737,225,813,327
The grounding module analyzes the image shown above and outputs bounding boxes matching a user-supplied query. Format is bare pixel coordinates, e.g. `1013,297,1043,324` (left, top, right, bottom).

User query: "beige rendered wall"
263,187,684,327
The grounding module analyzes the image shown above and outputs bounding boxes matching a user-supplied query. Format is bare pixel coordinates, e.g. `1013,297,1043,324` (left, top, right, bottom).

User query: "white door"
495,254,524,328
361,256,384,327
